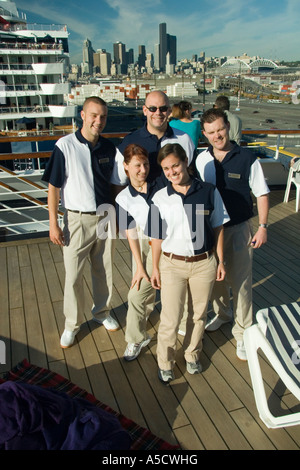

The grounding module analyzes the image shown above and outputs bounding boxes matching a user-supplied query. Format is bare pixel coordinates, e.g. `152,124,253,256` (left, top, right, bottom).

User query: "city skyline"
15,0,300,64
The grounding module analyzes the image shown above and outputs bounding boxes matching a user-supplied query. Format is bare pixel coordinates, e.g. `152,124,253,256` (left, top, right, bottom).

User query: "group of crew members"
43,91,269,385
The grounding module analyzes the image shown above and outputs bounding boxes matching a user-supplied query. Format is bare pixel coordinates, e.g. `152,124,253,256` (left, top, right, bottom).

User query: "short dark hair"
214,95,230,111
157,143,187,165
82,96,107,110
201,108,229,130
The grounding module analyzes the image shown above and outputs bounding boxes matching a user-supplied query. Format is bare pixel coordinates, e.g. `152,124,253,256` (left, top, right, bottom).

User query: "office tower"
127,48,134,65
159,23,167,71
166,52,175,75
93,49,111,75
138,45,146,68
159,23,177,72
82,38,94,75
145,53,154,73
145,53,153,68
100,51,111,75
113,41,127,73
154,44,160,70
93,50,101,73
113,41,126,64
167,34,176,67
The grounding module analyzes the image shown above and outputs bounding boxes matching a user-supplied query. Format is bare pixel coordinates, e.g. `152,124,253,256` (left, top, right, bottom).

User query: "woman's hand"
216,262,226,281
131,266,150,291
151,267,161,290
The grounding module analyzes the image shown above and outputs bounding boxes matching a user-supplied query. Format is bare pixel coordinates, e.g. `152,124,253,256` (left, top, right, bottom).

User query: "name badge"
196,209,210,215
228,172,241,179
99,158,110,164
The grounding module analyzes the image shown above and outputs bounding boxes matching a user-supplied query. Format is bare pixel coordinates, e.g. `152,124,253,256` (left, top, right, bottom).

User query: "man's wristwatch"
259,223,268,228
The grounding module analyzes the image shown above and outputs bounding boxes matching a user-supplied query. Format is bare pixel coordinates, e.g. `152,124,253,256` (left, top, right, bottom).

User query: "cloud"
16,1,98,40
14,0,300,61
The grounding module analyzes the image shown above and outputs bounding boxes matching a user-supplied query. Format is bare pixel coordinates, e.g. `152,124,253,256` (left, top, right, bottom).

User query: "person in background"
169,100,202,149
43,96,120,349
196,108,269,361
149,143,228,384
214,95,242,144
115,144,163,361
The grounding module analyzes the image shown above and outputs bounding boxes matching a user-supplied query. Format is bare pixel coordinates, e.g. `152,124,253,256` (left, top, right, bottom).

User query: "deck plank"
0,188,299,449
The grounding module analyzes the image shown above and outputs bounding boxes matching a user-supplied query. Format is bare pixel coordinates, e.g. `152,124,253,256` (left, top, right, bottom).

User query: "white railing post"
275,134,281,160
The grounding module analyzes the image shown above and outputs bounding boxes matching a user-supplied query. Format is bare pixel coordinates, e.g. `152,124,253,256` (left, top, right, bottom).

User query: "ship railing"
0,41,63,51
1,129,300,168
3,84,39,92
9,24,67,33
0,165,55,237
0,105,50,114
0,63,33,71
241,129,300,161
0,58,63,71
0,129,300,241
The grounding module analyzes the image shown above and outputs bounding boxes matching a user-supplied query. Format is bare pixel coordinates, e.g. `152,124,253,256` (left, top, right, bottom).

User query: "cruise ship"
0,0,77,131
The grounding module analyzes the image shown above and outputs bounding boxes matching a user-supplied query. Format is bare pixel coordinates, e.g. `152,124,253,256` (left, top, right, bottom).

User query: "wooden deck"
0,187,299,450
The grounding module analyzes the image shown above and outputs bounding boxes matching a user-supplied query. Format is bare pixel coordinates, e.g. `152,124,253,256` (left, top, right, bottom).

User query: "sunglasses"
145,105,169,113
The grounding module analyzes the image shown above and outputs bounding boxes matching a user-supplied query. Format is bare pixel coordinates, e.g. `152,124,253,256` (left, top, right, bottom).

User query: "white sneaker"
123,335,151,361
186,361,202,375
60,328,80,348
186,360,202,375
158,368,175,385
178,329,186,336
236,341,247,361
205,315,231,332
93,314,120,331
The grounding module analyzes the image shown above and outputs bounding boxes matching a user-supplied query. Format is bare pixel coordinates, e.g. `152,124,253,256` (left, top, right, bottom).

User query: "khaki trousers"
63,211,114,331
210,220,253,341
157,253,217,371
125,236,156,344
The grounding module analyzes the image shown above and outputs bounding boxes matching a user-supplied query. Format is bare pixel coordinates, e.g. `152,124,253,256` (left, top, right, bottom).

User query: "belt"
163,249,213,263
68,209,97,215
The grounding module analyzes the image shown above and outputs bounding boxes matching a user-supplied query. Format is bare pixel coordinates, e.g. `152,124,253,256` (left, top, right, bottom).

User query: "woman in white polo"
149,143,229,384
116,144,163,361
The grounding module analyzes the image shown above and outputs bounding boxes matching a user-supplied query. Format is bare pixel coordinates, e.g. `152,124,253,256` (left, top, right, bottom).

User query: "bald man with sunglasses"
112,91,196,186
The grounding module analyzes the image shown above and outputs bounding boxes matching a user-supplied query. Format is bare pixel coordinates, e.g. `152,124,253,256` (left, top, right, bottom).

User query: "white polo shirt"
115,180,163,239
149,178,229,256
42,130,120,212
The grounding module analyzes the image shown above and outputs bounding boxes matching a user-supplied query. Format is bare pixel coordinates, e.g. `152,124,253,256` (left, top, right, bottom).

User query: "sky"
14,0,300,65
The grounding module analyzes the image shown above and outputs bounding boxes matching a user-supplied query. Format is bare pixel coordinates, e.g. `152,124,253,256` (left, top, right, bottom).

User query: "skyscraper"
159,23,167,71
159,23,177,72
93,49,111,75
82,38,94,75
113,41,127,74
138,45,146,68
167,34,176,66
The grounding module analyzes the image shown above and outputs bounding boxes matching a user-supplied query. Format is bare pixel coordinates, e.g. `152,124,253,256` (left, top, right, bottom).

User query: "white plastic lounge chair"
283,161,300,212
244,302,300,428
